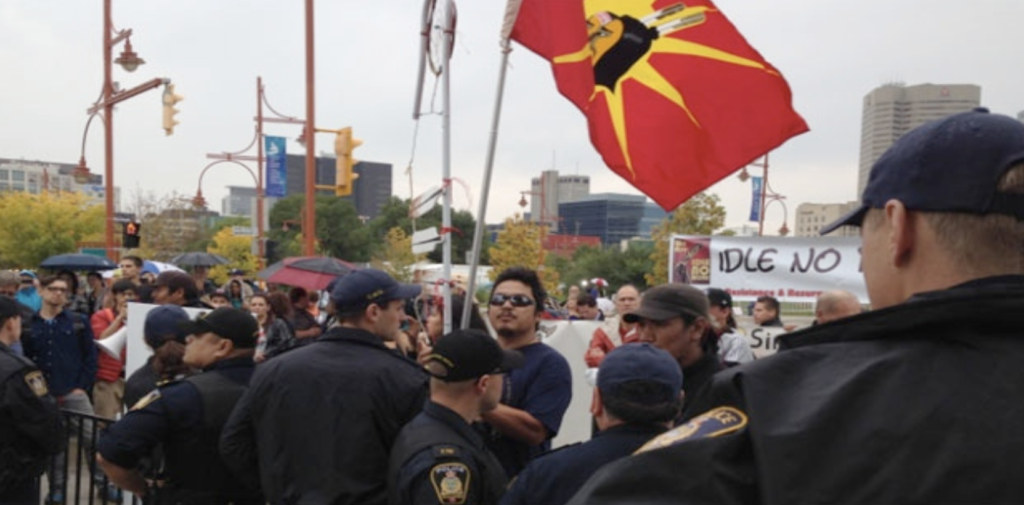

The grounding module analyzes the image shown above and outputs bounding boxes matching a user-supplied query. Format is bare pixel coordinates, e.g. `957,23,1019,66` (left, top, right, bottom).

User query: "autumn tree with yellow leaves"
371,227,425,283
646,192,727,286
207,227,258,285
0,191,104,268
488,214,560,297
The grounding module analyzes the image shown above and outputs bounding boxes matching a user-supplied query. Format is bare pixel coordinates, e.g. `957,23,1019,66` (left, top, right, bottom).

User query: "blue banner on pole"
265,136,287,198
749,176,763,222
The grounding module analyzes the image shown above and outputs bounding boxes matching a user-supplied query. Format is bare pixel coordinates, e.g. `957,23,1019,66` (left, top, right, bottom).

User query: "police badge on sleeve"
429,462,470,504
24,371,48,397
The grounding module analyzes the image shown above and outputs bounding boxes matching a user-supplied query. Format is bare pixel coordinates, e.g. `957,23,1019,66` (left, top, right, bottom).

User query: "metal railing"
36,409,142,505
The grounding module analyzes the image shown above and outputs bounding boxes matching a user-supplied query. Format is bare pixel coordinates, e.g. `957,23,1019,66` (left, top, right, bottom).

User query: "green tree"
365,197,489,264
267,194,373,262
646,192,727,286
489,214,559,295
0,191,104,268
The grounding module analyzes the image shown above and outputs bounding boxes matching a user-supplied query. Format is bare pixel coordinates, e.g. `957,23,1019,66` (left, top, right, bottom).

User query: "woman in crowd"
252,292,296,363
227,280,248,310
416,294,488,363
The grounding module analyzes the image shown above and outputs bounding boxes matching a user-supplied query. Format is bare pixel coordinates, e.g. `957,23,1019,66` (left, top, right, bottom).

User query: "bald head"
815,290,862,324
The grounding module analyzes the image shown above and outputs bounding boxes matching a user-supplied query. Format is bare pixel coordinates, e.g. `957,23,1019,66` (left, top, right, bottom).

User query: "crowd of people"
1,108,1023,504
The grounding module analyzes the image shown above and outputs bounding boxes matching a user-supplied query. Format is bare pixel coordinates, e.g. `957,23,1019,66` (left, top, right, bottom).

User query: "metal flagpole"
440,0,455,335
461,0,521,329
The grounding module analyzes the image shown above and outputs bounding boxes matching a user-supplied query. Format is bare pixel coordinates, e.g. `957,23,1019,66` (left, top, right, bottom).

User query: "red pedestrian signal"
123,221,141,249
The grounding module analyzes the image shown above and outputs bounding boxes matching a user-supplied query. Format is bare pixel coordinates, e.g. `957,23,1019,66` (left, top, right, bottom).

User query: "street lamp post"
738,154,789,236
76,0,170,259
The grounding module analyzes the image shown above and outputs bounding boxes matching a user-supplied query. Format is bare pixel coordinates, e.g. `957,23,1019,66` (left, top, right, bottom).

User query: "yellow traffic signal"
334,127,362,196
162,84,184,136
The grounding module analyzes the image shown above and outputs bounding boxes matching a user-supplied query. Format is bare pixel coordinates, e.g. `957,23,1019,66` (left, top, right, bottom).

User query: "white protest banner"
743,326,790,358
669,235,868,303
539,319,601,447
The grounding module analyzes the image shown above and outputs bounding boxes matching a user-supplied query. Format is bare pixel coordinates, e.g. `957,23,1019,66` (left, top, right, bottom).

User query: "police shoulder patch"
24,370,48,397
429,462,471,504
636,406,748,454
130,389,162,411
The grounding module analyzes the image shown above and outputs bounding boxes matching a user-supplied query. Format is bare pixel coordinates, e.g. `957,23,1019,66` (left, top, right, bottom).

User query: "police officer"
97,307,263,505
568,109,1024,504
0,296,63,504
389,329,523,505
501,344,680,505
221,268,427,505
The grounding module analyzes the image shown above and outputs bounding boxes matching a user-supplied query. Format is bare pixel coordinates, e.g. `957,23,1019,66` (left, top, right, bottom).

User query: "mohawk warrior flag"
506,0,809,211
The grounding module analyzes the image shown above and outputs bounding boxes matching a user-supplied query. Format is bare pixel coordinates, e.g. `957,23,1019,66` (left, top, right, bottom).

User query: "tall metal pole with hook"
439,0,455,335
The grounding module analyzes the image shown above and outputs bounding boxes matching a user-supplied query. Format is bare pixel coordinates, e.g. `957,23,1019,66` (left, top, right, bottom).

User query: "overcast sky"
2,0,1022,234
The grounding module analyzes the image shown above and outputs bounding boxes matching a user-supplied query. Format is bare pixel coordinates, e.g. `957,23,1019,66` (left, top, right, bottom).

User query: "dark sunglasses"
489,294,534,307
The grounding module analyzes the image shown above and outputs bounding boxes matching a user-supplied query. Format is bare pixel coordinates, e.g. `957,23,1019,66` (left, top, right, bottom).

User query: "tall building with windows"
858,83,981,195
526,170,589,227
559,193,666,245
0,157,118,208
283,154,392,220
795,202,860,237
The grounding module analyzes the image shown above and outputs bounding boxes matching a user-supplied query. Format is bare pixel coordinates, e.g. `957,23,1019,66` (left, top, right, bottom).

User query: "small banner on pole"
265,136,288,198
749,176,763,222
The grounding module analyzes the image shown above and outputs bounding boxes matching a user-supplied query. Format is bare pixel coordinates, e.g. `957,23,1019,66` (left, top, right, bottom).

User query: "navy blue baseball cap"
822,108,1024,235
597,343,682,403
144,305,191,349
330,268,422,309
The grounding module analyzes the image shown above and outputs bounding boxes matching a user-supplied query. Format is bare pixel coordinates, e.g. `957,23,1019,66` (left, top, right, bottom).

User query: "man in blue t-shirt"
481,267,573,478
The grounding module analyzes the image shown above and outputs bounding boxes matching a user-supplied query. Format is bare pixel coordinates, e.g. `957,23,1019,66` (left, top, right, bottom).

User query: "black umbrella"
40,253,117,271
169,252,230,268
289,257,359,276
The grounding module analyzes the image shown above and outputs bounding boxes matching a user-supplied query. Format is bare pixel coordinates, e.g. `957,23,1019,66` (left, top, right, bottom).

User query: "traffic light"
123,221,141,249
333,127,362,197
162,84,183,136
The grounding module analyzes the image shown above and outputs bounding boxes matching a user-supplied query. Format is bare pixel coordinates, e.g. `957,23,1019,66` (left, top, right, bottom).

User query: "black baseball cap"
179,307,259,349
822,108,1024,235
423,329,524,382
330,268,421,309
706,288,732,309
623,283,709,323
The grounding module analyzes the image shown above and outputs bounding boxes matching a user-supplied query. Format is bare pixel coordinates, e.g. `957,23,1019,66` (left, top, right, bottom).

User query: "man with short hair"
813,290,862,325
389,329,523,505
23,276,100,503
119,256,143,286
152,271,208,308
0,296,63,504
482,267,572,478
752,295,783,327
208,290,230,309
98,307,262,505
625,283,722,421
502,343,681,505
584,284,640,367
569,109,1024,504
221,269,428,505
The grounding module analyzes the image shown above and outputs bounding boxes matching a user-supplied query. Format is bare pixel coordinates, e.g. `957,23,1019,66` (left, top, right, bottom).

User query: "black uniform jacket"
500,423,666,505
569,277,1024,505
0,342,63,490
389,401,507,505
220,326,429,505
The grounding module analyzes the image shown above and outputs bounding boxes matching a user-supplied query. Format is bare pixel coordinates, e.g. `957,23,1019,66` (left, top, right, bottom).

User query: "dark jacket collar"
424,400,487,449
319,326,389,350
204,356,256,372
780,278,1024,351
594,423,667,439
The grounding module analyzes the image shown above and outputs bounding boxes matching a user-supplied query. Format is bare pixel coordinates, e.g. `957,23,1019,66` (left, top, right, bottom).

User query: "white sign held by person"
124,303,214,379
668,235,868,303
746,326,790,359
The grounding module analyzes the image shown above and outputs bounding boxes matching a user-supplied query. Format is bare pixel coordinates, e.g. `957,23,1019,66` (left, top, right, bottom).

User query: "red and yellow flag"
508,0,809,211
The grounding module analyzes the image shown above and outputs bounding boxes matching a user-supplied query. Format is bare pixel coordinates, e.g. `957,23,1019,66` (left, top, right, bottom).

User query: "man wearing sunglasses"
221,268,428,505
481,267,572,478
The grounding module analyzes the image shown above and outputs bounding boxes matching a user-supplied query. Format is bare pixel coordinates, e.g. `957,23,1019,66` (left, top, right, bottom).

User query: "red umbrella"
260,256,359,290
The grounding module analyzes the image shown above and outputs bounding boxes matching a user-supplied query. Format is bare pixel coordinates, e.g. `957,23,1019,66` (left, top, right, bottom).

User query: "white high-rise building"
527,170,589,229
795,202,860,237
858,83,981,195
